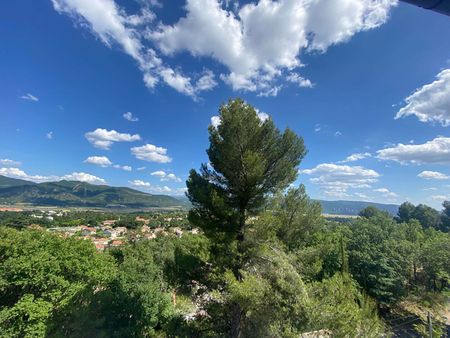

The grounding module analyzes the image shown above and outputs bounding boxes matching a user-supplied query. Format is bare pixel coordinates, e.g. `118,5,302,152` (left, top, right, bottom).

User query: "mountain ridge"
0,175,399,214
0,175,186,208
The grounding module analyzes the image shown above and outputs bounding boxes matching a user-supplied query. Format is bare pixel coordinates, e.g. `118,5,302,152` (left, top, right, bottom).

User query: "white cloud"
112,164,132,171
0,167,57,183
150,0,395,93
85,128,141,149
128,179,173,193
339,152,371,163
53,0,396,97
418,170,449,180
137,166,147,171
84,156,112,167
373,187,398,198
354,192,369,200
334,131,342,137
195,70,218,91
131,143,172,163
46,131,54,140
0,167,105,184
151,170,182,182
286,73,313,88
430,195,449,202
129,179,151,187
396,69,450,126
376,137,450,165
51,0,216,98
300,163,380,198
20,93,39,101
61,172,106,184
0,159,21,167
123,111,139,122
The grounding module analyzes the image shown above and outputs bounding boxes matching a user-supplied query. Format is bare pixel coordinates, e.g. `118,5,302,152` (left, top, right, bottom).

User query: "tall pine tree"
186,98,306,336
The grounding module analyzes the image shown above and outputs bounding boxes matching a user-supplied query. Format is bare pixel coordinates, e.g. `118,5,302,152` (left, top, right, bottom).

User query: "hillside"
316,199,399,216
0,175,186,208
0,175,36,188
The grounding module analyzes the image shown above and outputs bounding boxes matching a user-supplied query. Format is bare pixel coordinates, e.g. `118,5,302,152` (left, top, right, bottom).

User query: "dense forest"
1,99,449,337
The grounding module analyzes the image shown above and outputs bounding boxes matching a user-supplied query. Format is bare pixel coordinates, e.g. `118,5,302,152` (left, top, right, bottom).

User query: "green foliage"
419,228,450,291
306,274,384,338
396,201,443,230
187,98,306,245
347,213,412,304
0,226,116,337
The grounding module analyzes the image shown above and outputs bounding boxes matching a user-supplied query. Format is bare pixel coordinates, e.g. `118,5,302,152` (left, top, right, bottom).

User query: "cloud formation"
85,128,141,149
300,163,380,198
0,159,21,167
0,167,105,184
376,137,450,165
129,179,185,194
61,172,106,184
52,0,395,97
339,152,371,163
396,69,450,126
123,111,139,122
131,144,172,163
151,170,182,182
84,156,113,167
20,93,39,101
418,170,449,180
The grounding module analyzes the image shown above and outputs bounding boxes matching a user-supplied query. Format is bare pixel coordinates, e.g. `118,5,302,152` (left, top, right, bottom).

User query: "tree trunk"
230,302,242,338
230,206,246,337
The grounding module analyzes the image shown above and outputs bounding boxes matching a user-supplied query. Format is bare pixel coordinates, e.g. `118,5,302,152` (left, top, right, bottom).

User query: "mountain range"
0,175,399,215
0,175,186,209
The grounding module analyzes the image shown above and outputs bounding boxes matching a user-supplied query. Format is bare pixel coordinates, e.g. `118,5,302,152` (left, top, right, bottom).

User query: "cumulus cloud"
51,0,217,98
0,159,21,167
396,69,450,126
0,167,57,183
373,187,398,198
339,152,372,163
85,128,141,149
376,137,450,165
61,172,106,184
123,111,139,122
418,170,449,180
131,144,172,163
20,93,39,101
300,163,380,198
84,155,131,171
128,179,173,193
151,170,182,182
52,0,396,97
430,195,449,202
112,164,132,171
84,156,113,167
0,167,105,184
46,131,54,140
286,73,313,88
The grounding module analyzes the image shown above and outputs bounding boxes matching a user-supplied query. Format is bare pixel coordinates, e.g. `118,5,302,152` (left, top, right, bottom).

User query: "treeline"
0,99,449,337
0,210,189,229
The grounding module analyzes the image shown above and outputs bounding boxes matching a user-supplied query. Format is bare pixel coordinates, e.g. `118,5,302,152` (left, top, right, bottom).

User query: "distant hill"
0,175,36,188
0,175,187,209
316,199,399,216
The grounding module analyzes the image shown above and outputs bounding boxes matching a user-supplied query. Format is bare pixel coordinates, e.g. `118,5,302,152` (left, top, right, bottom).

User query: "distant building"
102,220,117,226
135,216,150,225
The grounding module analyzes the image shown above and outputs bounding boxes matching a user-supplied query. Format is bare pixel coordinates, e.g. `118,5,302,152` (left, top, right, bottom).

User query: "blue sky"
1,0,450,209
